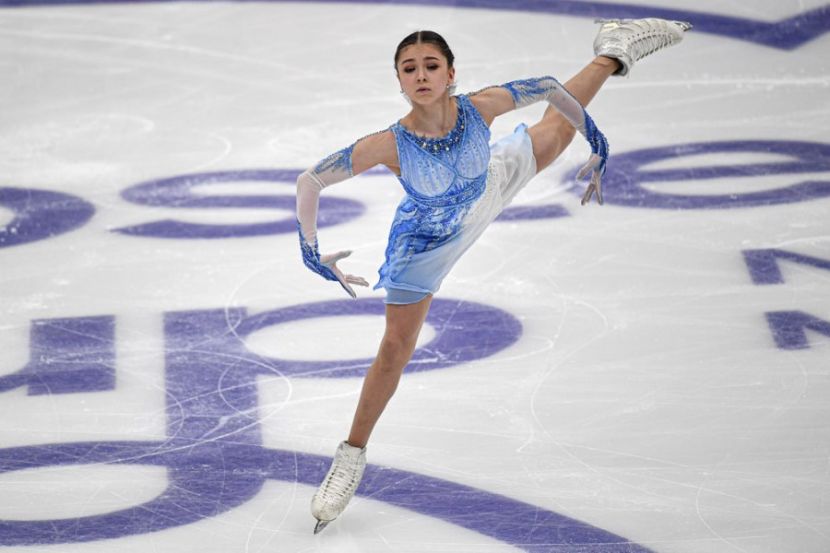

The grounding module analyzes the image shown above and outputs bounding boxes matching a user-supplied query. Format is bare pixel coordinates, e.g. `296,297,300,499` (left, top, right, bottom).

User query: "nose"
416,67,427,81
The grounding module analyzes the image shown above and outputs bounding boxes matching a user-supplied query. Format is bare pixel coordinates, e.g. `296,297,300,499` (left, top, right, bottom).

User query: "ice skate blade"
594,17,693,31
313,520,331,535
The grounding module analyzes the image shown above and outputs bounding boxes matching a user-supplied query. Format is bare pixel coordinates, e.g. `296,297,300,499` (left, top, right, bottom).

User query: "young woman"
296,18,692,533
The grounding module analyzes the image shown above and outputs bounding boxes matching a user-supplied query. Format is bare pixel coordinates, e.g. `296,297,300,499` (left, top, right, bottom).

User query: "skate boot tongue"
593,18,692,77
339,441,365,458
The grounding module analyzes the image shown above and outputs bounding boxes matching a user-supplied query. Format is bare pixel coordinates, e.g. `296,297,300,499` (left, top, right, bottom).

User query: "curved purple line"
0,0,827,50
0,441,655,551
0,187,96,248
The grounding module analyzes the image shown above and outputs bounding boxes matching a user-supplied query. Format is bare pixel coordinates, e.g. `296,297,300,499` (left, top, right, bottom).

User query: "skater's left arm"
470,77,608,205
467,86,517,125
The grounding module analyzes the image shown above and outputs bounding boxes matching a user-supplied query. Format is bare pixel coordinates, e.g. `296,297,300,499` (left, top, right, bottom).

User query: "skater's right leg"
348,293,433,448
527,56,618,172
528,17,691,173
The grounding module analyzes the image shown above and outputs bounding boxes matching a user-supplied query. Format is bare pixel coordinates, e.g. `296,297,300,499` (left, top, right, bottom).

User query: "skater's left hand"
577,153,604,206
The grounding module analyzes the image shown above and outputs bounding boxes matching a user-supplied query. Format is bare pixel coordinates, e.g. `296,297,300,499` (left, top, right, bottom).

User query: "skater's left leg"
527,56,618,172
311,294,432,533
347,294,433,448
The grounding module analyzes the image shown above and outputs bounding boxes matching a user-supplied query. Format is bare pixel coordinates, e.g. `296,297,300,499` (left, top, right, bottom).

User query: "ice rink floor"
1,1,829,552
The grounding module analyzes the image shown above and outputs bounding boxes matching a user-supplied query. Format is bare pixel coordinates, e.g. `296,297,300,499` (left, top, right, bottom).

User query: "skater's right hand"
299,236,369,298
320,250,370,299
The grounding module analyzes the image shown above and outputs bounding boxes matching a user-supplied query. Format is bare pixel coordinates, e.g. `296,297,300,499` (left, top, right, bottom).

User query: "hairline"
394,30,455,69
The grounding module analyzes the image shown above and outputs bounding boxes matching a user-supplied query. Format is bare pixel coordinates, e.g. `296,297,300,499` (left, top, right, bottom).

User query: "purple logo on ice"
0,299,652,551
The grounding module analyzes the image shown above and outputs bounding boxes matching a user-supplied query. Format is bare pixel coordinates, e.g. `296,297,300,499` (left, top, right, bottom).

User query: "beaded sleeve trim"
313,144,355,177
298,221,338,282
503,76,610,174
583,111,609,175
502,76,559,108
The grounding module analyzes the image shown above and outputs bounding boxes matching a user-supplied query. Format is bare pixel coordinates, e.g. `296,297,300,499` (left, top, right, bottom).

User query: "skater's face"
396,43,455,105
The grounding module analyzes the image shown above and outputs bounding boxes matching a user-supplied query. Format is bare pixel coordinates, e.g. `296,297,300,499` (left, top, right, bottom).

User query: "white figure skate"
593,18,692,76
311,441,367,534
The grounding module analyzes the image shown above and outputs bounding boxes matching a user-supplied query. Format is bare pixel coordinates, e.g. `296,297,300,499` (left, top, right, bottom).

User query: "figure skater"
295,18,692,533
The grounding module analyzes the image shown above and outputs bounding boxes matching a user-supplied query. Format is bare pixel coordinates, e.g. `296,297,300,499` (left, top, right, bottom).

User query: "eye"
427,65,439,70
403,67,415,73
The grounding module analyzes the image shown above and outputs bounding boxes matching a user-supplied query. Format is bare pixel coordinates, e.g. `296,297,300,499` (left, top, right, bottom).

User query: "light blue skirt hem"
384,287,430,305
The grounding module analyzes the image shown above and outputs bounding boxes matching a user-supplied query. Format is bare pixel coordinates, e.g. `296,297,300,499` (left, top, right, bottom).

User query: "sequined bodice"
391,94,491,206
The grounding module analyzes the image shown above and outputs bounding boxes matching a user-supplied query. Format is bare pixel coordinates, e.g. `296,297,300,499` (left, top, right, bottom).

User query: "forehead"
397,42,446,64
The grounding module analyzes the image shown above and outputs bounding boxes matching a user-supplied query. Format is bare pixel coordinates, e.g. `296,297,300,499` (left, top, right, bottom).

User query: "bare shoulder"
467,86,515,125
351,128,398,175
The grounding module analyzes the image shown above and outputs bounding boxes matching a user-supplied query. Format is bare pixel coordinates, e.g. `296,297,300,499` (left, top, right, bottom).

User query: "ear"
448,66,456,85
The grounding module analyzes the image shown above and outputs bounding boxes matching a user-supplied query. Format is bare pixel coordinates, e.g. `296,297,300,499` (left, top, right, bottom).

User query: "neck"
404,94,457,137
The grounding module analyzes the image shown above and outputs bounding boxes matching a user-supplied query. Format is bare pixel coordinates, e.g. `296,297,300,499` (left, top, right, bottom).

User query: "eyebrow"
400,56,441,64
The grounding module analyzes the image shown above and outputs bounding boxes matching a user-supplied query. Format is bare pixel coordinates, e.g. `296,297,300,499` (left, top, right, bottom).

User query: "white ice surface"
1,2,829,552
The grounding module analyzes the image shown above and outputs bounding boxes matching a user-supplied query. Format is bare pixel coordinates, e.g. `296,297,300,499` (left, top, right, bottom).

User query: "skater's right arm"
296,130,396,298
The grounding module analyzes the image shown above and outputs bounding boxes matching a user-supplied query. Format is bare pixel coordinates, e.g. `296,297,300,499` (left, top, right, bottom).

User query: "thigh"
384,294,433,346
526,113,576,173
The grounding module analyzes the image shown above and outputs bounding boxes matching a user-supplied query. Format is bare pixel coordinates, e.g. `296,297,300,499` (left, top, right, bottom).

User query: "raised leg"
527,56,618,172
528,17,692,172
347,294,433,448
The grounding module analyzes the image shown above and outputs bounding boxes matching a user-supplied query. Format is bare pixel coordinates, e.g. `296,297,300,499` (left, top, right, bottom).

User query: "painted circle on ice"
116,169,364,238
235,298,523,378
0,299,649,549
571,140,830,209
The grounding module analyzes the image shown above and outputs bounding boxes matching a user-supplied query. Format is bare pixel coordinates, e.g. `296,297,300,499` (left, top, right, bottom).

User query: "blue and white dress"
378,94,536,304
296,77,606,303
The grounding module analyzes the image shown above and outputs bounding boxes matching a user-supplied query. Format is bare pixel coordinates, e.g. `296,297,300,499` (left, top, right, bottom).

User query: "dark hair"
394,30,455,69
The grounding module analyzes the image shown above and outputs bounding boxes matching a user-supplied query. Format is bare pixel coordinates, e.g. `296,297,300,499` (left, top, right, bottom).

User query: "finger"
335,275,357,298
345,275,370,287
581,184,594,206
594,173,604,205
576,164,591,180
332,267,357,298
576,154,600,180
321,250,352,265
343,274,366,284
338,280,357,298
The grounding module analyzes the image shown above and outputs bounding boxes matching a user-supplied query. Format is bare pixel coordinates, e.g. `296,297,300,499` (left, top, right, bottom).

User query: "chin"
413,93,443,105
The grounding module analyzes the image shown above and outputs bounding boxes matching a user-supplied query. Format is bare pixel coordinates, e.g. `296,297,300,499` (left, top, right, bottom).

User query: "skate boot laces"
319,451,362,503
311,441,367,528
597,18,691,60
593,18,692,76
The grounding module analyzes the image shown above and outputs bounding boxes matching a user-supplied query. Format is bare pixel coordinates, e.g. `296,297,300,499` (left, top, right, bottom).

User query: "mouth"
416,87,430,93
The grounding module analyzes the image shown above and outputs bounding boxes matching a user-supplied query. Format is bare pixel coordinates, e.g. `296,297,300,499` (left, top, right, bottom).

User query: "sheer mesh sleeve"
501,76,609,176
296,144,355,282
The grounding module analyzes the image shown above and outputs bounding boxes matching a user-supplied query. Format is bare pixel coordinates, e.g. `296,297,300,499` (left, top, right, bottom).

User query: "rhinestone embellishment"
404,106,466,153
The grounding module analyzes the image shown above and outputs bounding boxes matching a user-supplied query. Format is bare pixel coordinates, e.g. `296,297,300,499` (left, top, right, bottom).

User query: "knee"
377,333,418,370
549,115,577,145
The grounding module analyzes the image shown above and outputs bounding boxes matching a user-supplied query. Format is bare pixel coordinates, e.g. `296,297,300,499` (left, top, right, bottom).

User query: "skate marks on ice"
0,299,652,551
0,0,828,49
1,0,829,551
